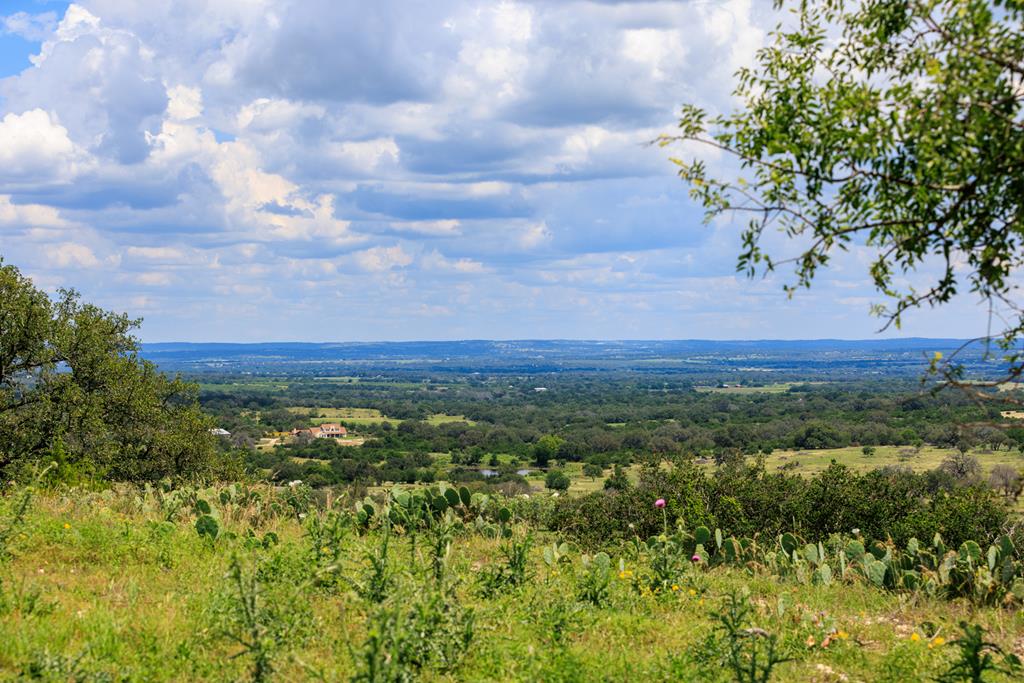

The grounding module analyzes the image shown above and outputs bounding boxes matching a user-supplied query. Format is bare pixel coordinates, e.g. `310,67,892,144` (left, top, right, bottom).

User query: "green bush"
550,461,1011,549
544,470,570,492
547,464,712,548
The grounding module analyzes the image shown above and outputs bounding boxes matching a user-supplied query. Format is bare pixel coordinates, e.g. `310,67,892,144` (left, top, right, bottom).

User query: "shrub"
548,464,711,548
550,461,1011,549
544,470,570,492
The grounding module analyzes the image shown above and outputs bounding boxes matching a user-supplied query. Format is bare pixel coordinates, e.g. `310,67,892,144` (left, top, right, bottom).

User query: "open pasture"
760,445,1023,477
693,382,821,394
1,485,1022,681
286,406,474,427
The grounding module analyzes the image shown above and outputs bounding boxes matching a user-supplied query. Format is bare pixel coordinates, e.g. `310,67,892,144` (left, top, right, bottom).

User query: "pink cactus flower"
654,498,666,509
691,554,701,563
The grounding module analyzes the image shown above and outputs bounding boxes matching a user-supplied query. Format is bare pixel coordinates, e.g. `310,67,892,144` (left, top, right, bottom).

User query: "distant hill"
140,338,995,379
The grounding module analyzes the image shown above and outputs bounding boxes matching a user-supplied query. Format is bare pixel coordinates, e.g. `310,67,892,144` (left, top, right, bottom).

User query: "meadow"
1,481,1022,682
286,406,475,427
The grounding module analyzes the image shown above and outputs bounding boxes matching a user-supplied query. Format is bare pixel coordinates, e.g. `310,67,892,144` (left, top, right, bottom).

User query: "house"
209,428,231,436
291,423,347,439
317,423,347,438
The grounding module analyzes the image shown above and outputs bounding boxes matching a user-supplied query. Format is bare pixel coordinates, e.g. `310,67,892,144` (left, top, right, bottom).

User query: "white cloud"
134,271,174,286
125,246,187,260
519,221,551,249
47,242,101,268
421,249,487,273
166,85,203,121
0,195,70,228
236,97,325,132
0,110,83,182
388,219,461,236
1,11,58,41
354,245,413,272
4,0,918,342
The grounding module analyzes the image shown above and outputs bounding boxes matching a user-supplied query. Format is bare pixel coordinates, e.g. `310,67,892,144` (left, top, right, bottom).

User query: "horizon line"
141,337,974,345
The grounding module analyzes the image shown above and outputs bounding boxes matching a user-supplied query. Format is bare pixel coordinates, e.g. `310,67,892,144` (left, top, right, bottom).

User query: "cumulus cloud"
354,244,414,272
0,194,70,228
0,0,954,341
2,11,58,42
47,242,102,268
0,109,83,182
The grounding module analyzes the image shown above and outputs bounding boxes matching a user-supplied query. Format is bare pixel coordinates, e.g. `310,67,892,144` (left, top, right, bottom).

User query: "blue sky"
0,1,989,342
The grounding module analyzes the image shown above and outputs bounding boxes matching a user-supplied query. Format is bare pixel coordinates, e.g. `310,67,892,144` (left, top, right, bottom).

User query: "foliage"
1,485,1022,680
936,622,1022,682
664,0,1024,386
711,591,792,683
552,461,1011,549
0,259,217,482
352,588,475,682
478,532,534,596
213,554,313,682
575,552,613,606
545,469,571,491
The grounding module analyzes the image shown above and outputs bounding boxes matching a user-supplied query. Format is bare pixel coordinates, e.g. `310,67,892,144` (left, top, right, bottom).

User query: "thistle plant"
215,554,311,683
478,532,533,597
936,622,1022,683
712,591,792,683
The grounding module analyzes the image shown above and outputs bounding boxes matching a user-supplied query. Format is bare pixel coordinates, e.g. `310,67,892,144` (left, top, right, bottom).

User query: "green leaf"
195,514,219,540
866,560,887,587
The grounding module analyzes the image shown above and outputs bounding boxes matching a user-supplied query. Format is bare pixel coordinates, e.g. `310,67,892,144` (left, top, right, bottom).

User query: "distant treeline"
204,377,1021,474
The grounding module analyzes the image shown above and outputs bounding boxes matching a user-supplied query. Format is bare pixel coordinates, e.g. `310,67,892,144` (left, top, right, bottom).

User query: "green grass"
0,487,1021,681
287,406,475,427
757,445,1023,477
693,382,822,394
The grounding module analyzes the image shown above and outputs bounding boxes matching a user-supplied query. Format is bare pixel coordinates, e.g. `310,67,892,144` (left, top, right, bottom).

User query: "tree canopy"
0,258,217,481
665,0,1024,391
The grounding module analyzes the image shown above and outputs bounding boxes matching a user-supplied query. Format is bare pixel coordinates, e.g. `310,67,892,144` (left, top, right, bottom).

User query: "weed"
427,514,456,587
712,591,792,683
213,554,312,682
351,588,474,682
304,509,350,587
0,574,53,617
348,528,395,603
0,486,32,562
478,532,533,596
575,552,612,606
936,622,1022,683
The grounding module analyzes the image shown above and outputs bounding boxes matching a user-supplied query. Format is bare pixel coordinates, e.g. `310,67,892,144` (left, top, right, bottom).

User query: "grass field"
2,487,1023,681
287,406,475,427
756,445,1023,477
693,382,821,394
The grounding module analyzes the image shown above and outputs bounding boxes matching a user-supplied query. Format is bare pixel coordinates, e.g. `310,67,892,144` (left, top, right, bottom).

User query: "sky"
0,0,992,342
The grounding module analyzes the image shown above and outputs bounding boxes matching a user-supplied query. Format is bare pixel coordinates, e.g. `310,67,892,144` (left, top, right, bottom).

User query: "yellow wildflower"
688,588,697,596
910,633,920,642
836,631,849,640
671,584,679,591
63,523,71,530
698,598,704,606
618,570,633,580
928,637,945,649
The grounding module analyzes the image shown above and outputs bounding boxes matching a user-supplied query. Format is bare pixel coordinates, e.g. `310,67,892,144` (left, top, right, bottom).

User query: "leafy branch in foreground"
663,0,1024,395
